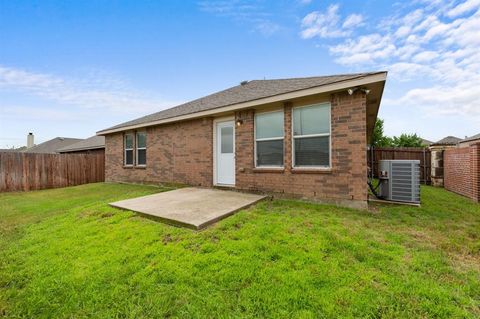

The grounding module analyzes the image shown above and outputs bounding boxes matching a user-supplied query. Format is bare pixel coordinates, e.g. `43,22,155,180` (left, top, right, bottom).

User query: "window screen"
124,134,134,165
293,103,331,167
255,111,284,167
136,132,146,166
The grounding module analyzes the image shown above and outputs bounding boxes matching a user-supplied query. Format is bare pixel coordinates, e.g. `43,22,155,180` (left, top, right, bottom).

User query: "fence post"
423,148,426,185
370,145,375,179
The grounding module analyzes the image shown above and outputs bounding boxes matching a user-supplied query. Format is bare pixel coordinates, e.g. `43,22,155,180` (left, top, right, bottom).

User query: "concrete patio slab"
109,187,267,230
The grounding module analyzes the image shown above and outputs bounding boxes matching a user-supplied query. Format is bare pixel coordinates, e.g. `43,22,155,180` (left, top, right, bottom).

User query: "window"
293,103,331,167
136,132,146,166
124,133,134,166
255,111,284,167
221,126,233,153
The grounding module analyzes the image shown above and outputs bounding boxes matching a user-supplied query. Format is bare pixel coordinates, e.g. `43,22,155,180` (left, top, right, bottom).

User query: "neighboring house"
0,147,27,152
429,136,463,187
57,136,105,155
430,136,463,147
97,72,387,208
24,137,83,154
421,138,433,146
458,133,480,148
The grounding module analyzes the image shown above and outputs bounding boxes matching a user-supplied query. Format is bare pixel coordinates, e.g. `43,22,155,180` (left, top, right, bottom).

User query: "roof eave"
97,72,387,135
58,146,105,153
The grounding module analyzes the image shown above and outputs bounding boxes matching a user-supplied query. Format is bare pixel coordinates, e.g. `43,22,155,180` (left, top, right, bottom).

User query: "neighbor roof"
98,72,386,134
460,133,480,143
24,137,83,154
432,136,463,146
57,136,105,153
421,138,434,146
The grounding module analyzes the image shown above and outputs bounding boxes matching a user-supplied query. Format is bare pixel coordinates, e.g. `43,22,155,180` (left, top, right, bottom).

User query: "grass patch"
0,183,479,318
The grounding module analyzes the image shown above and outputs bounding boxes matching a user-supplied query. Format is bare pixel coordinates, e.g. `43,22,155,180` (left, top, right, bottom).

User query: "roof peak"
248,71,386,83
98,71,387,134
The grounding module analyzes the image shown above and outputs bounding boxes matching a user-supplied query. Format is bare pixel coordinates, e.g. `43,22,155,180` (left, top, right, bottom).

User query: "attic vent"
240,80,249,86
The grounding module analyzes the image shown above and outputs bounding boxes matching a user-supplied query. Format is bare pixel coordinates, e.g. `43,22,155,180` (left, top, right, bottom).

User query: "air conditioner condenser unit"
378,160,421,204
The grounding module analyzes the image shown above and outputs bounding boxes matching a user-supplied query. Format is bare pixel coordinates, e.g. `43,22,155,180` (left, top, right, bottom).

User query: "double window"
255,111,284,167
292,103,331,167
124,132,146,166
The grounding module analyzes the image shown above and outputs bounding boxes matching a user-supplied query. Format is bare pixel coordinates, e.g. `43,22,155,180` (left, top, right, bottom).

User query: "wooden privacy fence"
368,147,431,184
0,152,105,192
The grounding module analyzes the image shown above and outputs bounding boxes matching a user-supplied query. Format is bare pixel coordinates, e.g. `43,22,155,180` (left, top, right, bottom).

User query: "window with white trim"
255,111,284,167
136,132,146,166
293,103,331,167
124,133,134,166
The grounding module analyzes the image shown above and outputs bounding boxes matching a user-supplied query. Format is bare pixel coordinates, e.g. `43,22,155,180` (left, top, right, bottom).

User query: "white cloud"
329,34,396,65
198,0,280,36
301,5,346,38
254,21,281,36
0,105,83,121
412,50,439,62
0,65,178,115
342,14,364,28
393,80,480,118
395,25,411,38
447,0,480,17
303,0,480,127
300,5,366,39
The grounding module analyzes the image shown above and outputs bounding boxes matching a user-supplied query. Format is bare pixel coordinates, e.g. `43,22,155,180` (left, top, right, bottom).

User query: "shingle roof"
421,138,434,146
460,133,480,143
432,136,463,145
57,136,105,153
0,148,26,152
100,72,385,133
24,137,83,154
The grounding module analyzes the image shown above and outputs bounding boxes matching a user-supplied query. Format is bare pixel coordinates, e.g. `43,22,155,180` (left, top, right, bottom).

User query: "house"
57,136,105,155
430,136,463,147
429,135,463,187
97,72,387,209
458,133,480,148
24,137,83,154
0,147,27,152
421,138,433,146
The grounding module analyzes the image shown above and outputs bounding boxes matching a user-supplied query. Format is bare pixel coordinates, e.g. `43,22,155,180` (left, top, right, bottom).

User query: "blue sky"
1,0,479,147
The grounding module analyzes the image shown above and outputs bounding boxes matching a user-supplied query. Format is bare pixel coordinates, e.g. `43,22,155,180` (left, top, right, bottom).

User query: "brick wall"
105,117,213,186
235,91,368,208
104,91,369,208
444,143,480,202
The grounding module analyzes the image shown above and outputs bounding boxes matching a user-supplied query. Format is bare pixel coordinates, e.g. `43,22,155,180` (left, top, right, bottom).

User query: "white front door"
215,120,235,186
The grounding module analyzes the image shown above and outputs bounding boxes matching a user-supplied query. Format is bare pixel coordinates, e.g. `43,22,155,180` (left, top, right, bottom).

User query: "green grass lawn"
0,183,479,318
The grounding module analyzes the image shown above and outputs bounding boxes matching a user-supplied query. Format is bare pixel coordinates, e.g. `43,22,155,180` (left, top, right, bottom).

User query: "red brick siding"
235,91,368,207
105,118,213,186
444,143,480,202
105,91,368,207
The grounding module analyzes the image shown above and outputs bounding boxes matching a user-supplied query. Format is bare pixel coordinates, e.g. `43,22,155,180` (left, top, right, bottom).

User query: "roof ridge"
98,71,387,134
249,71,385,82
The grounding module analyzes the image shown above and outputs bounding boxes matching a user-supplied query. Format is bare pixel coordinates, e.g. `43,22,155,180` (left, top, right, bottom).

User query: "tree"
371,119,425,148
391,133,424,147
371,118,393,147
